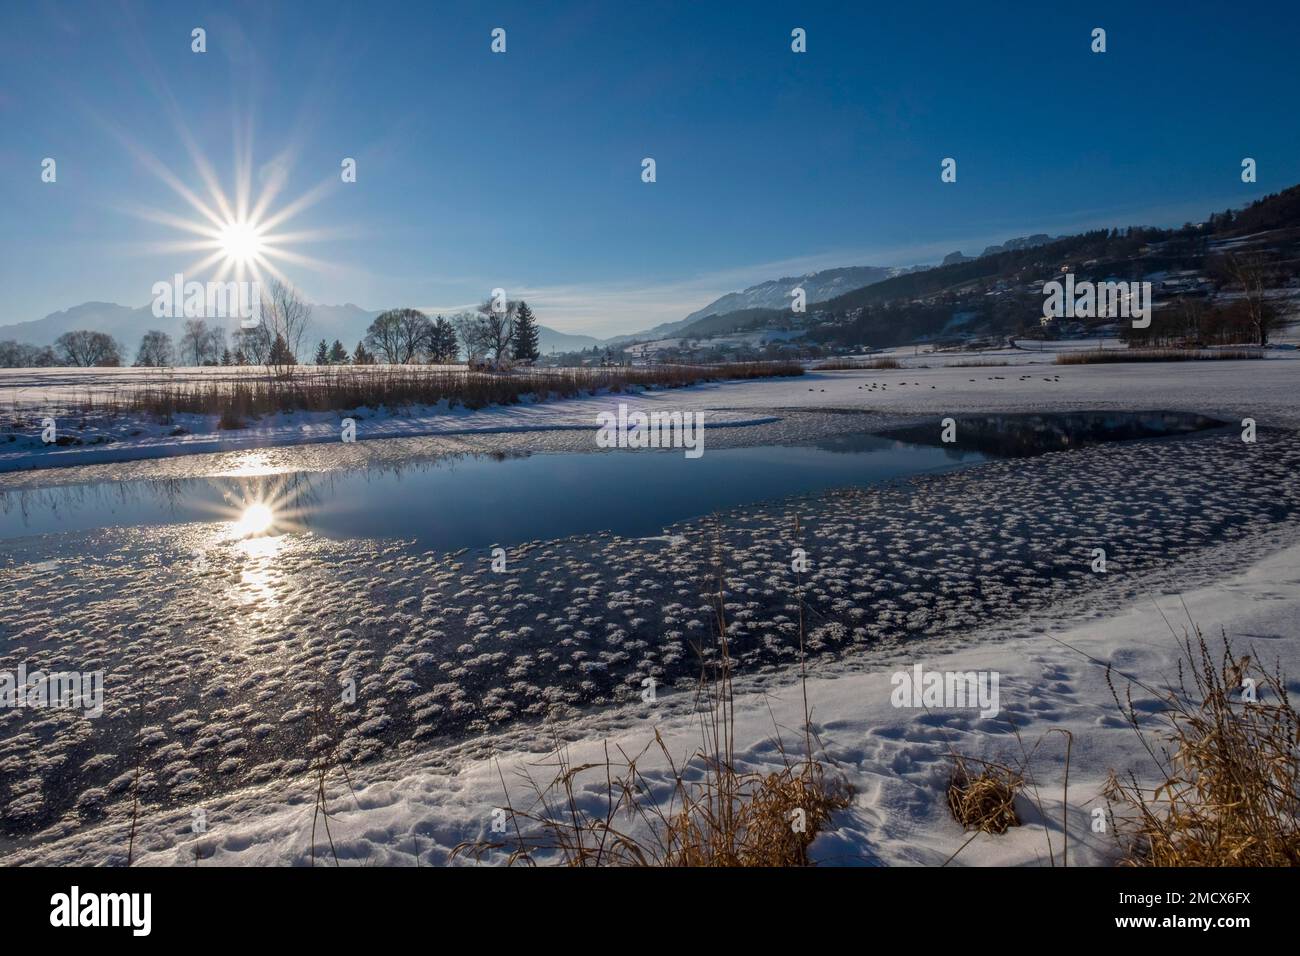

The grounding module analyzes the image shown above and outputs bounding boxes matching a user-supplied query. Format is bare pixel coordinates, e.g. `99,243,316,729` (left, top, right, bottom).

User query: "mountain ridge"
606,263,927,345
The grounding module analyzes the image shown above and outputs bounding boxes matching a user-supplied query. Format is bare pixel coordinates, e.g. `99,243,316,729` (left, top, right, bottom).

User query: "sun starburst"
216,219,267,269
109,113,347,291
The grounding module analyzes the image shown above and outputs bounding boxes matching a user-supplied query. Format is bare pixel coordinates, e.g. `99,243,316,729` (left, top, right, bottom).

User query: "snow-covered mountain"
0,302,148,347
605,264,927,345
533,326,603,354
605,264,925,345
681,265,924,324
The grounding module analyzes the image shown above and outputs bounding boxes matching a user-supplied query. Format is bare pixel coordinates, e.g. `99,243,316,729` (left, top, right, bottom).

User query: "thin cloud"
436,190,1270,339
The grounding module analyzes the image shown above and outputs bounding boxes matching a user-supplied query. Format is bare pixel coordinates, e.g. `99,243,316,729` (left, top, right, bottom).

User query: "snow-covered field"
2,355,1298,866
3,352,1299,472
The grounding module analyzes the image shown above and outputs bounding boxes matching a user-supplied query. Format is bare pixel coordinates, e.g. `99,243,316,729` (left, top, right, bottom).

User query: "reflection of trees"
1,480,157,527
359,448,531,483
878,412,1225,459
811,433,898,455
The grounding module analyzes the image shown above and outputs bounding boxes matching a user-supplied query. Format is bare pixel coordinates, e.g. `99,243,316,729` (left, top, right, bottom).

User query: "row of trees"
357,299,541,367
360,310,460,364
0,281,315,371
139,281,313,370
0,331,124,368
0,289,548,370
1121,296,1279,347
1118,252,1282,348
0,341,61,367
131,325,299,368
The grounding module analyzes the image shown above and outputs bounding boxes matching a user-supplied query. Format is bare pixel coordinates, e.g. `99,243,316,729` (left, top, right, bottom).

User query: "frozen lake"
0,411,1226,549
2,408,1274,856
0,435,986,548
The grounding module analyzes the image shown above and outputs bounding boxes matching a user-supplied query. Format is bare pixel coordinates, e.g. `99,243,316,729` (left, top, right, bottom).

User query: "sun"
119,122,344,288
218,219,266,268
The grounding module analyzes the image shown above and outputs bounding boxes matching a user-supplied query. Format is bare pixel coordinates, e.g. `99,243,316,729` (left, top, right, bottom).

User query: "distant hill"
535,326,603,354
605,263,925,346
942,234,1056,266
0,302,149,347
672,306,788,340
800,184,1300,349
681,264,919,324
622,185,1300,354
979,234,1055,257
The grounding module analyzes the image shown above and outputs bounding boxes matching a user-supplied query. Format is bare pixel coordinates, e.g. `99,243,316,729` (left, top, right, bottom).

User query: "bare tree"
1222,252,1277,346
55,330,121,367
234,325,270,366
364,308,431,364
454,312,493,366
258,281,312,377
365,312,404,364
134,330,176,367
474,297,517,368
204,324,227,365
398,310,432,364
180,319,210,365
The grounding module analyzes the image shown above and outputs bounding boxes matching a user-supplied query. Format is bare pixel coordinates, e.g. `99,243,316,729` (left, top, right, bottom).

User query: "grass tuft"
947,756,1023,835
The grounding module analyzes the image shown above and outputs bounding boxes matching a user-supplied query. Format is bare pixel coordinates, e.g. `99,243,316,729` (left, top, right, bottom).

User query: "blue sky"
2,0,1297,336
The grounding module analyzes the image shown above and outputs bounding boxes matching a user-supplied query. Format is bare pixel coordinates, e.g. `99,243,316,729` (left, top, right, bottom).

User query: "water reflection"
0,440,982,552
875,410,1226,458
232,533,290,611
233,502,274,537
1,416,1228,551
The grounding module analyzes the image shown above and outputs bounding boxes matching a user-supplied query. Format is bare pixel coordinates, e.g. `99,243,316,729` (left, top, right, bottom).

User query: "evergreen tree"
269,334,297,367
314,339,329,365
353,341,375,365
220,347,232,366
512,300,540,364
328,339,349,364
427,316,460,363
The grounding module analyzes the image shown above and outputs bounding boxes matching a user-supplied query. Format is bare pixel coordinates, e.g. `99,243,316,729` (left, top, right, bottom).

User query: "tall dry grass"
815,357,901,370
113,362,803,422
1055,349,1264,365
0,362,802,425
1104,627,1300,866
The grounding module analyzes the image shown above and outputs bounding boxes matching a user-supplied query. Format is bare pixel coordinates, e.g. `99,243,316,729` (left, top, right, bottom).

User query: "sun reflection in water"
224,500,287,609
233,502,274,536
191,473,325,617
